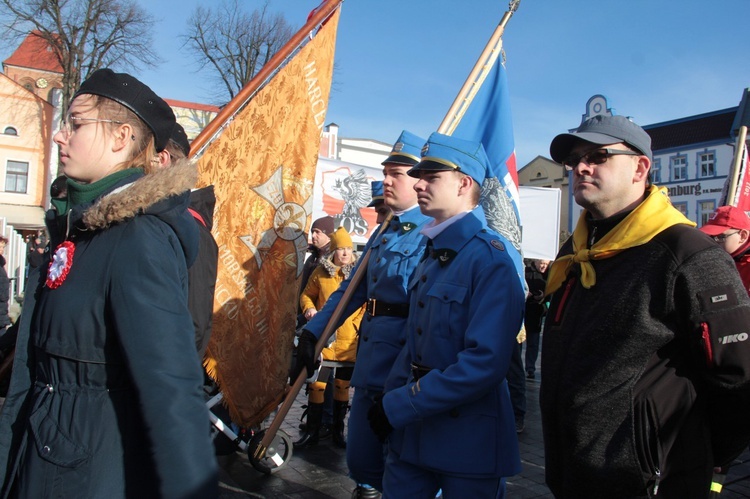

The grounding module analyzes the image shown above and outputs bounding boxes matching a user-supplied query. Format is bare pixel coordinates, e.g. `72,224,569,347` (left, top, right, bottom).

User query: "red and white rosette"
46,241,75,289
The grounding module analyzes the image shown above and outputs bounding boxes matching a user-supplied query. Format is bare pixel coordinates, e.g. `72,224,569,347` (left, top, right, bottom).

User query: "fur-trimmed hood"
47,159,199,267
320,252,358,280
83,160,197,229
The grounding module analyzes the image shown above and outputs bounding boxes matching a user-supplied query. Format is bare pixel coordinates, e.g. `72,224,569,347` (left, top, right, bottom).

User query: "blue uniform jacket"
382,207,524,478
305,206,431,390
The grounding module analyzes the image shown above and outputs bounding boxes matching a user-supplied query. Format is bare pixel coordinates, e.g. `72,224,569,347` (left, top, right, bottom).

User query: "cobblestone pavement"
217,375,750,498
1,367,747,497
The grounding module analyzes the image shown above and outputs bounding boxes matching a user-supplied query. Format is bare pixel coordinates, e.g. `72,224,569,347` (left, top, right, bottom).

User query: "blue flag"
453,57,522,251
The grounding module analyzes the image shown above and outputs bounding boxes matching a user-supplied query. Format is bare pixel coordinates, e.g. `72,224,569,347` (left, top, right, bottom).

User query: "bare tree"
184,0,296,104
0,0,158,116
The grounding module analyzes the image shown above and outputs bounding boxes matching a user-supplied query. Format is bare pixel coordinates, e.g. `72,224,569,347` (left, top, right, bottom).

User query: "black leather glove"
367,393,393,442
292,329,319,380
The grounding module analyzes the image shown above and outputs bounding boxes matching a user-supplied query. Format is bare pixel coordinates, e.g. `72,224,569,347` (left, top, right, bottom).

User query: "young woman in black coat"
0,69,218,498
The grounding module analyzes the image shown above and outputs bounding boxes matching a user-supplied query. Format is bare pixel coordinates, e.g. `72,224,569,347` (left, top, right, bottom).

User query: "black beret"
170,123,190,157
75,68,176,152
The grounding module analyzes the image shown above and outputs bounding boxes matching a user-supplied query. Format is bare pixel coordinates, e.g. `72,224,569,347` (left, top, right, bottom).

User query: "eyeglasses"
60,116,124,137
711,230,740,243
562,148,641,171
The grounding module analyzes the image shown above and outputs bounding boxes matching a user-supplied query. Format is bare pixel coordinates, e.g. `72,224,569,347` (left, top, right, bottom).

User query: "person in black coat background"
160,123,219,361
523,259,549,380
0,236,10,335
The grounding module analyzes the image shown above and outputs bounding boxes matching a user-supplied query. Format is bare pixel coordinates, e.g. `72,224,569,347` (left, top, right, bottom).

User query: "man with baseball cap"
366,132,525,498
700,205,750,296
541,115,750,497
294,130,431,498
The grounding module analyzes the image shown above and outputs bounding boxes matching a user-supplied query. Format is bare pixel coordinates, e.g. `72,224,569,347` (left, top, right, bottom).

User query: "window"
671,155,687,181
672,202,688,216
3,127,17,136
699,152,715,178
652,158,661,183
698,200,716,226
5,160,29,193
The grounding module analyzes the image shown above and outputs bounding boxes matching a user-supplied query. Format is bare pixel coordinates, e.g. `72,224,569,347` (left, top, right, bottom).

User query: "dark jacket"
26,247,44,270
0,255,10,328
187,186,219,360
524,262,547,332
0,162,218,498
541,223,750,498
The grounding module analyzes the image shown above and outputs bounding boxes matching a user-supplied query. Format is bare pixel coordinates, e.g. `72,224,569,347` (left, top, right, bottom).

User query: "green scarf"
51,168,143,214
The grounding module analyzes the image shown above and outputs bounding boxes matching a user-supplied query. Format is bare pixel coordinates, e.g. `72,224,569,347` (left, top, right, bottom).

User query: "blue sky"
7,1,750,167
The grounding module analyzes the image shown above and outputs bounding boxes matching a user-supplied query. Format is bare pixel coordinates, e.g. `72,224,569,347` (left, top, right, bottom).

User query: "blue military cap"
367,180,384,207
408,132,489,185
382,130,425,166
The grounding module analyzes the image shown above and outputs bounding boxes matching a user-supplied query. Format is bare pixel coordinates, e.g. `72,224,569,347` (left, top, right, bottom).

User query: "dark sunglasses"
562,148,641,171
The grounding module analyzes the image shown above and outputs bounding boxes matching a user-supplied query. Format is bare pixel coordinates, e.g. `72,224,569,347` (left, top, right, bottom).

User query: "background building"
520,92,750,233
319,123,390,165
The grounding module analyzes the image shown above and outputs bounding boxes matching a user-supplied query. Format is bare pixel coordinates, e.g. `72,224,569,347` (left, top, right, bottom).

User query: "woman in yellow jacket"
297,227,364,449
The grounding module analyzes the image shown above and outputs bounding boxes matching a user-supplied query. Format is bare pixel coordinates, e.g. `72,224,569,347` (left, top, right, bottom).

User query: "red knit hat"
699,206,750,236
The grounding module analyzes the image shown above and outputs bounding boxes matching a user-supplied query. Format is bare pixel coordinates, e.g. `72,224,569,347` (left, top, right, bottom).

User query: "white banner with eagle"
311,157,384,246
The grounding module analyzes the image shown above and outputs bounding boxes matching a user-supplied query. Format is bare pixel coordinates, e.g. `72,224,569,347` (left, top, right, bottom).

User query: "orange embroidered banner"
196,9,340,426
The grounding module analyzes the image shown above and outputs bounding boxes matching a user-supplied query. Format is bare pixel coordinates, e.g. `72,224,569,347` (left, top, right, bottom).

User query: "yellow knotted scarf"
546,185,695,296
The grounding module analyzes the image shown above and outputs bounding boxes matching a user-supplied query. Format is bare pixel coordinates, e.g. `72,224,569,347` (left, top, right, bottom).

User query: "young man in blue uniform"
368,133,525,498
368,180,390,225
295,130,431,498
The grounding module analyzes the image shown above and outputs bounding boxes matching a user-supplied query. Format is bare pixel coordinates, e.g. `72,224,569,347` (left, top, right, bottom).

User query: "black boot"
294,402,323,449
332,400,349,448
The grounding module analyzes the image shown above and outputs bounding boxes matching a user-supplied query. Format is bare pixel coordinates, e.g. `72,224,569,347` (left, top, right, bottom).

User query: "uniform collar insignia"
400,222,416,234
431,248,457,267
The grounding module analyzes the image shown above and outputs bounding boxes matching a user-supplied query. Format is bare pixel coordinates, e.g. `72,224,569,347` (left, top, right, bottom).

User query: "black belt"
365,299,409,318
411,362,432,381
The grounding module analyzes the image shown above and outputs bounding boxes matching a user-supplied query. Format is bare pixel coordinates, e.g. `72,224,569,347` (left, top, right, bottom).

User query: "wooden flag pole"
253,214,393,461
254,0,524,464
437,0,520,135
188,0,344,159
727,125,748,207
